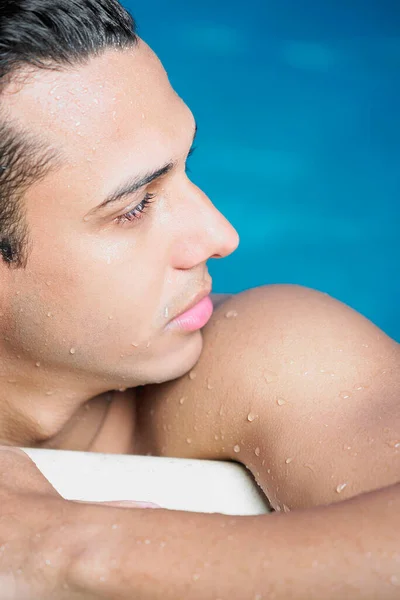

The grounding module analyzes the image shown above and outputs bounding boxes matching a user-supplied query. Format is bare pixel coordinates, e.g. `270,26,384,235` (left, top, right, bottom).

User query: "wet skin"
0,41,399,511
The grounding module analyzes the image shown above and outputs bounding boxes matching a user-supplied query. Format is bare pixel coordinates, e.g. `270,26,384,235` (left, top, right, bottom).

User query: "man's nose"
170,183,239,270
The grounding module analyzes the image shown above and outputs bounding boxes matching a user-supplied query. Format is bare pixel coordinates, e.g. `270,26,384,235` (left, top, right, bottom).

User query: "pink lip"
166,295,214,332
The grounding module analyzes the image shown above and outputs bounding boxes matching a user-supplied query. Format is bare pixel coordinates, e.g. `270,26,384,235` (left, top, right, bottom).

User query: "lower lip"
167,295,214,332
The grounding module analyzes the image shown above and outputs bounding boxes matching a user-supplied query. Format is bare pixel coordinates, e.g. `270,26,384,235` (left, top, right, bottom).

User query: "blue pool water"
123,1,399,341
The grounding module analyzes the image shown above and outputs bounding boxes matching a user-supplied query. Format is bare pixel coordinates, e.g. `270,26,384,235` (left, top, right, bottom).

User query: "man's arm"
67,480,400,599
1,447,400,599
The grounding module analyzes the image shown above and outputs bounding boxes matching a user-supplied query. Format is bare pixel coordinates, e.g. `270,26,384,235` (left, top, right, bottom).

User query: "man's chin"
146,329,204,385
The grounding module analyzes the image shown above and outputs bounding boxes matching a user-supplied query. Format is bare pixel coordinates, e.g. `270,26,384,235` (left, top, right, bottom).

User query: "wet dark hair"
0,0,138,267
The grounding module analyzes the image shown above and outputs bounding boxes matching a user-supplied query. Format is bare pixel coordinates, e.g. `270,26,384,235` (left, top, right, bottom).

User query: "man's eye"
115,193,156,225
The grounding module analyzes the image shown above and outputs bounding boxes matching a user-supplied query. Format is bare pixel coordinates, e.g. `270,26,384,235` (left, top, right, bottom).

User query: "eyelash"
116,192,156,225
116,146,196,226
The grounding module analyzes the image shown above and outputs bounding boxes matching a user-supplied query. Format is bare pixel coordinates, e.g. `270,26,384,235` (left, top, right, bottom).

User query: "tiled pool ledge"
22,448,271,515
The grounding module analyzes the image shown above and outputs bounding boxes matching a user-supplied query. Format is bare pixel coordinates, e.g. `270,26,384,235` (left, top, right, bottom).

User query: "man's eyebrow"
93,124,198,214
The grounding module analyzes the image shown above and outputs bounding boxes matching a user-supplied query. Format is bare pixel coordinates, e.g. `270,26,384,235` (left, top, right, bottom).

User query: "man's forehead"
3,40,177,155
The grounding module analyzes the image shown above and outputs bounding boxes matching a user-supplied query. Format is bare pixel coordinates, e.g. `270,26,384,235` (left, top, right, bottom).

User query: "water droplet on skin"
7,379,17,384
219,406,224,416
214,435,219,441
160,541,167,548
283,504,291,513
262,459,265,466
164,307,169,319
192,574,200,581
247,412,257,422
186,438,192,444
285,457,294,464
276,397,286,406
336,483,348,494
131,342,139,347
254,447,261,457
69,348,76,355
387,440,400,449
225,310,238,319
146,341,151,348
189,370,197,380
144,539,151,545
108,316,113,320
339,391,351,399
233,445,241,453
330,372,336,377
179,397,186,405
46,391,54,396
207,380,214,390
35,362,41,367
118,388,127,393
264,371,278,383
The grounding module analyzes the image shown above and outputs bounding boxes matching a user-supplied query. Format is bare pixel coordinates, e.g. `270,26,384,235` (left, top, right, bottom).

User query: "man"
0,1,399,598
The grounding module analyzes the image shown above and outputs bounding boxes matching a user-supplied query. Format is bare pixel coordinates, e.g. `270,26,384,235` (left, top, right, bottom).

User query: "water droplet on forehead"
179,397,186,405
339,391,351,399
254,447,261,457
285,457,293,464
233,444,241,453
225,310,238,318
247,412,257,422
131,342,139,347
336,482,347,493
108,316,113,320
264,371,278,383
47,312,52,318
164,307,169,319
35,362,41,367
387,440,400,449
276,397,286,406
186,438,192,444
189,370,197,380
69,348,76,355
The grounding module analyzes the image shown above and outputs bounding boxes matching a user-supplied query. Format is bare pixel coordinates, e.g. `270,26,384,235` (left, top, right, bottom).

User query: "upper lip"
172,283,213,321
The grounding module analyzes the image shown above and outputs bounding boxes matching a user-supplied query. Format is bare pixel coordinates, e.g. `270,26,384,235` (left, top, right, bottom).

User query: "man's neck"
0,353,112,448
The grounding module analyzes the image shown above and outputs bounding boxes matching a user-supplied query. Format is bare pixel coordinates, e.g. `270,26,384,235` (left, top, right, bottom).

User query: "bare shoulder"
136,285,400,510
